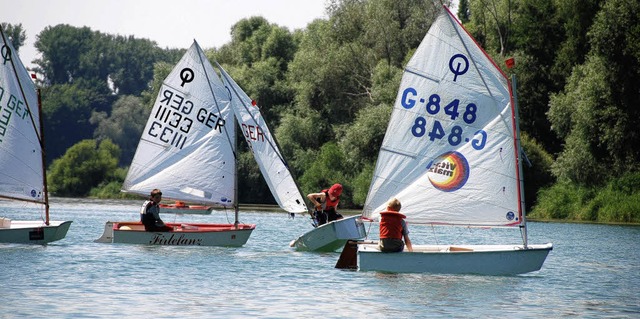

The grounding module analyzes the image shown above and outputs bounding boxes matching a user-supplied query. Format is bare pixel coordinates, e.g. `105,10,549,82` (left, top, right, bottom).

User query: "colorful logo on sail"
427,151,470,192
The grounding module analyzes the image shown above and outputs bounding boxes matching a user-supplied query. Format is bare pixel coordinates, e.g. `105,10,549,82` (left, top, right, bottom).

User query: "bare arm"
404,233,413,252
307,192,325,210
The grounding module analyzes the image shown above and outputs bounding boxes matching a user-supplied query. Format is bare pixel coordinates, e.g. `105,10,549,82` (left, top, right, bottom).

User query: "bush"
530,172,640,223
529,182,593,220
48,139,120,197
88,167,137,199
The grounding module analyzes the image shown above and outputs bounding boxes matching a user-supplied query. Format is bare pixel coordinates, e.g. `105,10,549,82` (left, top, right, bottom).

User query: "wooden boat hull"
94,221,255,247
355,243,553,275
290,215,367,252
159,204,214,215
0,220,72,244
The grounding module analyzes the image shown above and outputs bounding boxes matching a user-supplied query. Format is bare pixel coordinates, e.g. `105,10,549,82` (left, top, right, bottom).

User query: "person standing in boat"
378,198,413,252
307,183,344,226
140,189,173,232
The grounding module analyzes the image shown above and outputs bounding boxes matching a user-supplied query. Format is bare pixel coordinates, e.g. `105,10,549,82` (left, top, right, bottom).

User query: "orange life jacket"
321,189,339,210
379,210,407,239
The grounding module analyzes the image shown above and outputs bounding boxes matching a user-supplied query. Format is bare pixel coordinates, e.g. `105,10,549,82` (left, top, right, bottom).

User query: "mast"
511,72,528,248
233,114,239,228
37,88,51,225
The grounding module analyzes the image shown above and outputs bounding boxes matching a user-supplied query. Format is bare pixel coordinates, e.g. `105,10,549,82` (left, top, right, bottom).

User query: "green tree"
467,0,516,56
91,95,148,165
508,0,563,152
299,142,351,206
48,139,121,196
34,25,104,84
141,61,177,106
237,151,274,205
108,36,165,95
548,0,640,186
0,23,26,53
275,107,326,176
520,132,554,210
552,0,601,81
338,103,392,171
458,0,471,23
214,18,297,124
42,79,114,162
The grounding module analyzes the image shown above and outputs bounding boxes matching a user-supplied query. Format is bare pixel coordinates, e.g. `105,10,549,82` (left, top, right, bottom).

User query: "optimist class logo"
426,151,470,192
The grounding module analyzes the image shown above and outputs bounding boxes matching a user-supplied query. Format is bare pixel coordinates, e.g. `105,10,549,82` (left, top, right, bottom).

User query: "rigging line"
430,224,439,246
194,41,237,160
0,26,43,149
365,219,374,240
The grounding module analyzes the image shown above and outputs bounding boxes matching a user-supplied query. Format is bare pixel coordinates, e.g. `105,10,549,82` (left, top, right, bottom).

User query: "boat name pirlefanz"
0,85,31,143
149,233,203,245
147,88,225,149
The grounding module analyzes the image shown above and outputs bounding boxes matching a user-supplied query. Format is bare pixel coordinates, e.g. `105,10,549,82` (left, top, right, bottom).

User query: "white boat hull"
159,204,214,215
290,215,367,252
357,243,553,275
94,221,255,247
0,220,72,244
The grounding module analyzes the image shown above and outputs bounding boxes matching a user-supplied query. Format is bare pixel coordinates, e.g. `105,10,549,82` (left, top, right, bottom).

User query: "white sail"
0,35,45,204
217,63,307,214
363,9,520,227
122,41,236,207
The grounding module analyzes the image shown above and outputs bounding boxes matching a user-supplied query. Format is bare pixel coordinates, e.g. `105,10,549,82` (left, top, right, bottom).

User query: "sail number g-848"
401,87,487,150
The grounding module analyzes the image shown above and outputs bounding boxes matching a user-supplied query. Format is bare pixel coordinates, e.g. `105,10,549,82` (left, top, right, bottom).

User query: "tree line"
3,0,639,223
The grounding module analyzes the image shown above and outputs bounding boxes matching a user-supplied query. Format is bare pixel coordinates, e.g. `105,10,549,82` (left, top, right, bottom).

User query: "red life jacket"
321,189,339,210
379,210,407,239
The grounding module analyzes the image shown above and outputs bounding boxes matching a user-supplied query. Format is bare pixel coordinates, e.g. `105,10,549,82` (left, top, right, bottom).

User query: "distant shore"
8,197,636,225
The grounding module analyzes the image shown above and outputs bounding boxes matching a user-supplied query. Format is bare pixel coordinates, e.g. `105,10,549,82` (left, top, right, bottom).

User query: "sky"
1,0,329,68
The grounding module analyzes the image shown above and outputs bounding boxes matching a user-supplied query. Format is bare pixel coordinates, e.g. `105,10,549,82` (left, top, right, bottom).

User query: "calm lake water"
1,198,638,318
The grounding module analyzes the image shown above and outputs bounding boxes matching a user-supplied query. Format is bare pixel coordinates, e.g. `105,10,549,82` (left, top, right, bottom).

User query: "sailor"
307,183,344,226
140,189,173,232
378,197,413,252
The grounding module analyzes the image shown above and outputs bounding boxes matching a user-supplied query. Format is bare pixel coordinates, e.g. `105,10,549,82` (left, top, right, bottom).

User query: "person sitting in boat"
140,189,173,232
307,183,344,226
378,197,413,252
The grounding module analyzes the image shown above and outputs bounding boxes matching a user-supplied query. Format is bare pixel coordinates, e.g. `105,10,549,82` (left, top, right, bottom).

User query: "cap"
329,183,343,197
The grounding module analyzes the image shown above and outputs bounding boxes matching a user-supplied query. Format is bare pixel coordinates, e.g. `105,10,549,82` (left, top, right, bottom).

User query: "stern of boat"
291,215,367,252
0,220,72,245
94,221,115,243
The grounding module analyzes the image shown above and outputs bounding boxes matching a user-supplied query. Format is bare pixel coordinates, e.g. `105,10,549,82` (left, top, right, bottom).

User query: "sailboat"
289,214,367,252
219,63,368,253
337,7,552,275
215,61,308,216
289,186,367,252
0,26,72,244
95,41,255,246
217,60,365,252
